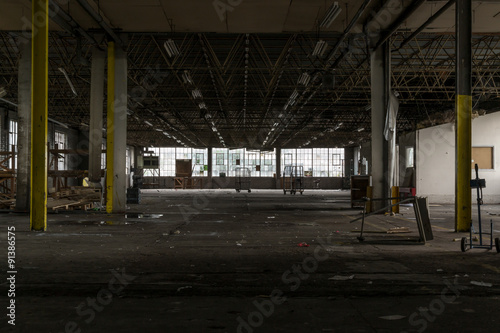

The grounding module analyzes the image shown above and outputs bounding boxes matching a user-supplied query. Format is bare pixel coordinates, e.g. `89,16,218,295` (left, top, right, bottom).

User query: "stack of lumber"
47,186,101,211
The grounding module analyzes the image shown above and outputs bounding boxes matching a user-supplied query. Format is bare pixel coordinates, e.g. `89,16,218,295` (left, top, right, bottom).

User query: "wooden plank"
414,197,434,242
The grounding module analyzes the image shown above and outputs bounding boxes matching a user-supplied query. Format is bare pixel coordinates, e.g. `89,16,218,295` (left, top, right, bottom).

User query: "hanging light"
320,2,342,28
164,39,180,57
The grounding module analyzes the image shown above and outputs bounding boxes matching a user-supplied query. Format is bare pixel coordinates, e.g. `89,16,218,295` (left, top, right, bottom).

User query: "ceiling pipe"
74,0,123,46
373,0,427,50
394,0,456,52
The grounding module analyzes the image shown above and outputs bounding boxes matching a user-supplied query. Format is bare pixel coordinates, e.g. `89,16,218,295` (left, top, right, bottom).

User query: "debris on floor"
379,315,406,320
297,242,310,247
328,275,355,281
470,281,493,287
351,227,411,234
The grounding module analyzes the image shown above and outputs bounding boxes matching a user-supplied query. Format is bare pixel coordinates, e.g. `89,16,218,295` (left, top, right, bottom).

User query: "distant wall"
416,111,500,204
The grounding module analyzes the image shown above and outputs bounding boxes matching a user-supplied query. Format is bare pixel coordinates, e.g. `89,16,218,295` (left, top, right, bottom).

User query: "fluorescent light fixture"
357,127,365,132
192,89,203,99
164,39,180,57
312,40,328,57
198,102,207,109
0,87,6,98
58,67,77,96
348,141,354,145
290,90,299,101
144,121,153,127
182,70,193,85
297,73,311,86
320,2,342,29
155,128,163,132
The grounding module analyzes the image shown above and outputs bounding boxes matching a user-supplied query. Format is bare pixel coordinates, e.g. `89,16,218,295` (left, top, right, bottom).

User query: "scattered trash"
470,281,492,287
267,216,276,219
173,230,181,234
387,227,411,234
298,242,310,247
379,315,406,321
329,275,355,281
236,243,242,246
176,286,192,292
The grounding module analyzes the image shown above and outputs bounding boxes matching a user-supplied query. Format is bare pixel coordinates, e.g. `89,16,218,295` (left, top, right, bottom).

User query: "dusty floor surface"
1,189,500,333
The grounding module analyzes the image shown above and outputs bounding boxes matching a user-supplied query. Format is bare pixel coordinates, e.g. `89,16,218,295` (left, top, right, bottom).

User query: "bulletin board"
471,147,493,169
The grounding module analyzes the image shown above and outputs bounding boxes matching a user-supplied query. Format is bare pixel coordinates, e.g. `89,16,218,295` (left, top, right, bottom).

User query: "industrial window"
101,143,106,169
406,147,414,168
8,120,17,169
213,149,228,176
282,148,344,177
329,148,345,177
472,147,494,170
231,153,240,165
192,149,208,176
260,150,276,177
247,153,257,165
229,149,244,176
297,149,313,176
313,148,329,177
195,153,203,165
332,154,341,166
126,147,130,174
216,153,225,165
54,131,67,170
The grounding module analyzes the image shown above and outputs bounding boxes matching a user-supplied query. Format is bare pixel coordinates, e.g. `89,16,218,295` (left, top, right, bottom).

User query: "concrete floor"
1,189,500,333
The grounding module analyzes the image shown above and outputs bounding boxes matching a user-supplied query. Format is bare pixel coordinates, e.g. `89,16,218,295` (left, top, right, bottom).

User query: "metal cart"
235,167,251,193
283,165,304,195
461,164,500,252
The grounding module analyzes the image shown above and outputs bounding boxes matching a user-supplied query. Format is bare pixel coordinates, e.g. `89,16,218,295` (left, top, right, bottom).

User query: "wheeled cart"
461,164,500,252
283,165,304,195
235,167,251,193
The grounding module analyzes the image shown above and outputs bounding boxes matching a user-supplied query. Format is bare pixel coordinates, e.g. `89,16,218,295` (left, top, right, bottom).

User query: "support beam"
106,44,128,213
113,47,128,212
370,42,390,211
30,0,49,231
16,39,31,212
207,147,213,188
275,148,281,189
89,47,105,183
455,0,472,232
106,42,115,213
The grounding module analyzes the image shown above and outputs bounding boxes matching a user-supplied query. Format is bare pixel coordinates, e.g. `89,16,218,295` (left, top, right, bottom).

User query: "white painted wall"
416,111,500,203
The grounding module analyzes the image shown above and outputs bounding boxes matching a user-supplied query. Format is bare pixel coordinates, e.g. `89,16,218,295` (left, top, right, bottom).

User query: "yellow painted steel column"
455,0,472,232
30,0,49,231
456,95,472,231
391,186,399,214
106,42,115,213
